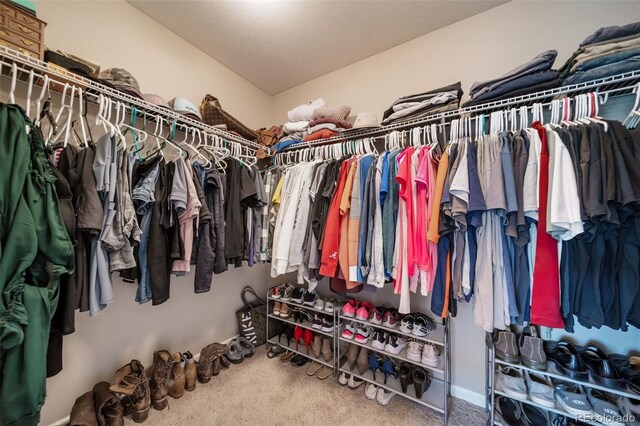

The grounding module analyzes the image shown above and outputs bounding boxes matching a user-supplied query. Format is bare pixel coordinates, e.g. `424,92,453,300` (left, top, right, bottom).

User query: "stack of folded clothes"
381,82,462,125
274,98,327,151
464,50,561,106
303,105,352,142
560,21,640,86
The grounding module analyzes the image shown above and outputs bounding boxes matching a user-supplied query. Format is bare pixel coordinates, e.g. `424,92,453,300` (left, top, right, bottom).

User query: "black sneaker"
412,314,436,337
371,331,387,350
321,317,334,332
312,314,323,329
292,288,306,304
303,290,316,306
399,314,415,334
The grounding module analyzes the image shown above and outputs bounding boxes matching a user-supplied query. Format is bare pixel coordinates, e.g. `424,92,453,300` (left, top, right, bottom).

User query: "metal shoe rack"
337,311,451,425
485,336,640,425
265,286,337,372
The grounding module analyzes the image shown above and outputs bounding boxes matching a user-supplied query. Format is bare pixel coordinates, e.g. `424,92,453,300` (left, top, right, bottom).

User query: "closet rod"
282,69,640,151
0,45,269,153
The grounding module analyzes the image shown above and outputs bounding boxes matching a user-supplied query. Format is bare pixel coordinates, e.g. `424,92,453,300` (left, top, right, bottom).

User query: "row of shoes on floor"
68,338,255,425
266,342,334,379
273,301,335,331
342,299,436,337
493,325,640,394
271,284,336,311
343,344,432,399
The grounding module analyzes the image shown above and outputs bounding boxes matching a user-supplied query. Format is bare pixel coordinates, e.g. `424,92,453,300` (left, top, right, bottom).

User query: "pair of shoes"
343,300,400,328
314,297,335,312
406,341,441,367
493,326,546,370
342,322,373,343
292,308,313,323
227,336,255,364
196,343,229,383
306,361,332,379
495,396,549,426
364,383,396,405
167,352,186,399
371,331,407,355
311,314,334,332
496,367,555,408
277,324,296,346
280,284,295,301
346,343,370,375
109,360,150,423
608,354,640,394
293,326,314,354
273,301,292,319
369,353,398,384
399,313,436,337
290,354,309,367
311,335,333,361
398,363,431,398
554,379,626,421
338,370,364,388
270,284,285,299
291,287,306,304
267,344,286,358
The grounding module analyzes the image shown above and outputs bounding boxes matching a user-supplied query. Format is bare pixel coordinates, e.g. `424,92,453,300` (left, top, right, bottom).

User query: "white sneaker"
342,322,356,340
313,298,325,311
406,341,423,362
365,383,378,400
348,374,364,389
384,335,407,355
354,325,373,343
421,344,441,368
338,371,349,385
376,387,396,406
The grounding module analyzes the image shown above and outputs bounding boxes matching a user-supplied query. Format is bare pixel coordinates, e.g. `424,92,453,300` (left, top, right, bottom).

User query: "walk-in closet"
1,1,640,426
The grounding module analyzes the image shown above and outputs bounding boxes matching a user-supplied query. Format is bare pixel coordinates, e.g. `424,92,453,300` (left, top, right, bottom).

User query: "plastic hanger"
9,63,17,105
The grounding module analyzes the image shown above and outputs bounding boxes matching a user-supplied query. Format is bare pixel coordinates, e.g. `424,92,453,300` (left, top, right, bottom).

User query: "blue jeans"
574,47,640,73
563,54,640,85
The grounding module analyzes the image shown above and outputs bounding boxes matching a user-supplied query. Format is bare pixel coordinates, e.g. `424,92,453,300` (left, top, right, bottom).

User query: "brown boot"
167,353,186,399
312,336,322,359
69,390,97,426
212,356,222,377
183,351,196,392
219,354,230,369
109,360,150,423
149,350,172,410
321,337,333,362
197,343,228,383
93,381,123,426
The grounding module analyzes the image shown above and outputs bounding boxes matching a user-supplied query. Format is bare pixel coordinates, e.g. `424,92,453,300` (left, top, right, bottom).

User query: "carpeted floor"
125,346,488,426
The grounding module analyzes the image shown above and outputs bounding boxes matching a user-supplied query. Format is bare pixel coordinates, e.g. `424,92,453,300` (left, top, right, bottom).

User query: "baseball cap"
97,68,143,99
143,93,171,110
350,112,380,130
169,97,202,121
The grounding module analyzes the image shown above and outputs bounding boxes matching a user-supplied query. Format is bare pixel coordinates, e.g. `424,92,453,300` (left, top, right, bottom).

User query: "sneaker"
370,306,385,324
292,288,306,304
347,374,364,389
617,396,640,426
303,291,316,306
586,388,626,426
271,285,284,299
385,335,407,355
313,297,325,311
365,383,378,400
278,303,292,319
312,314,323,330
382,308,400,328
371,331,387,350
324,299,335,313
421,344,441,368
342,300,359,318
355,301,374,321
354,325,373,343
524,371,555,408
412,314,436,337
554,381,592,417
406,341,423,362
496,367,527,400
399,314,415,334
281,284,294,302
376,387,396,406
338,371,350,385
342,322,357,340
273,301,281,316
320,317,334,333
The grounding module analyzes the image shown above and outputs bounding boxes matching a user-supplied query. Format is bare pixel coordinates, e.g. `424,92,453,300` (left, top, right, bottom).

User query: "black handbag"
236,285,270,345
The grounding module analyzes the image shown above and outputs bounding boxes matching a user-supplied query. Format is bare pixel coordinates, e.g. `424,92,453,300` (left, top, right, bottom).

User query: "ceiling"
128,0,507,95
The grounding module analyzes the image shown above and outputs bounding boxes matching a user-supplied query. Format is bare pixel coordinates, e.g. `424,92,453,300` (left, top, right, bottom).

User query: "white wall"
32,1,273,424
269,0,640,404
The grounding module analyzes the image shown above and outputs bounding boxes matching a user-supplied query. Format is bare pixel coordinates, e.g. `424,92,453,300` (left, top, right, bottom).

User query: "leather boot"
357,347,370,375
110,360,150,423
167,353,186,399
93,381,123,426
69,391,97,426
197,343,228,383
321,337,332,362
212,356,222,377
219,355,230,369
312,335,322,359
183,351,197,391
149,350,172,410
346,343,360,370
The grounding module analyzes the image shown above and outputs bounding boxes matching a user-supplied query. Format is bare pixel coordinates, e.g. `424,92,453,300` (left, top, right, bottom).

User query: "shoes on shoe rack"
398,362,413,393
412,314,436,337
586,388,626,426
519,325,547,371
354,325,373,344
365,383,378,400
303,290,316,306
521,402,550,426
320,317,334,332
382,308,400,328
346,343,359,370
338,371,350,385
356,301,375,321
183,351,196,392
412,366,430,399
290,354,309,367
421,343,441,368
554,381,593,417
273,301,282,316
312,314,323,329
167,352,186,399
347,374,365,389
313,297,325,311
321,337,333,362
384,335,407,355
149,350,172,410
399,314,415,334
342,322,357,339
580,344,624,388
281,284,294,301
357,347,369,376
495,367,527,400
545,340,588,381
406,341,423,362
271,285,284,299
524,371,555,408
372,331,388,351
342,299,359,317
495,396,524,426
609,354,640,394
369,306,386,324
267,344,286,359
324,299,336,313
278,303,292,319
618,396,640,426
292,288,306,304
376,387,396,406
109,360,150,423
492,329,520,364
311,335,323,359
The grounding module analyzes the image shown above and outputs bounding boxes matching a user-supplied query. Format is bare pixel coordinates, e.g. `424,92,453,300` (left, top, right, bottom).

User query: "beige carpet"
125,346,488,426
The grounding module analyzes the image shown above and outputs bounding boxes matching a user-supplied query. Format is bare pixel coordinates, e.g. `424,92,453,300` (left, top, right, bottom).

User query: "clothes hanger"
46,84,74,146
70,88,90,148
9,63,17,105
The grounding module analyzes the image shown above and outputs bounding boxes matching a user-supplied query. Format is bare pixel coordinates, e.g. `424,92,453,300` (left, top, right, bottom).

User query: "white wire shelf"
267,313,334,338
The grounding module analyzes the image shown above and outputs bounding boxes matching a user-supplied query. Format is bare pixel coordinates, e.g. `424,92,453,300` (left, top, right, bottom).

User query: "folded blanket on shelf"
283,121,309,134
304,129,338,142
580,21,640,47
311,105,351,121
307,123,341,134
309,117,352,129
382,82,463,122
560,33,640,79
468,70,559,104
287,98,326,122
462,78,562,107
381,92,458,125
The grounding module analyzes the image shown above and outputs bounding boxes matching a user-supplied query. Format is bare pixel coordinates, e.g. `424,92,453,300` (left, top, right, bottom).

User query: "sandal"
316,366,333,380
306,361,323,376
267,344,286,359
236,337,256,358
226,341,245,364
280,351,295,362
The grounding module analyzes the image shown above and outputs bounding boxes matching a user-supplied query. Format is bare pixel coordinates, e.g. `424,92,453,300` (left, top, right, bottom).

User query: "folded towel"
283,121,309,134
309,117,352,129
287,98,326,122
304,129,338,142
311,105,351,121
